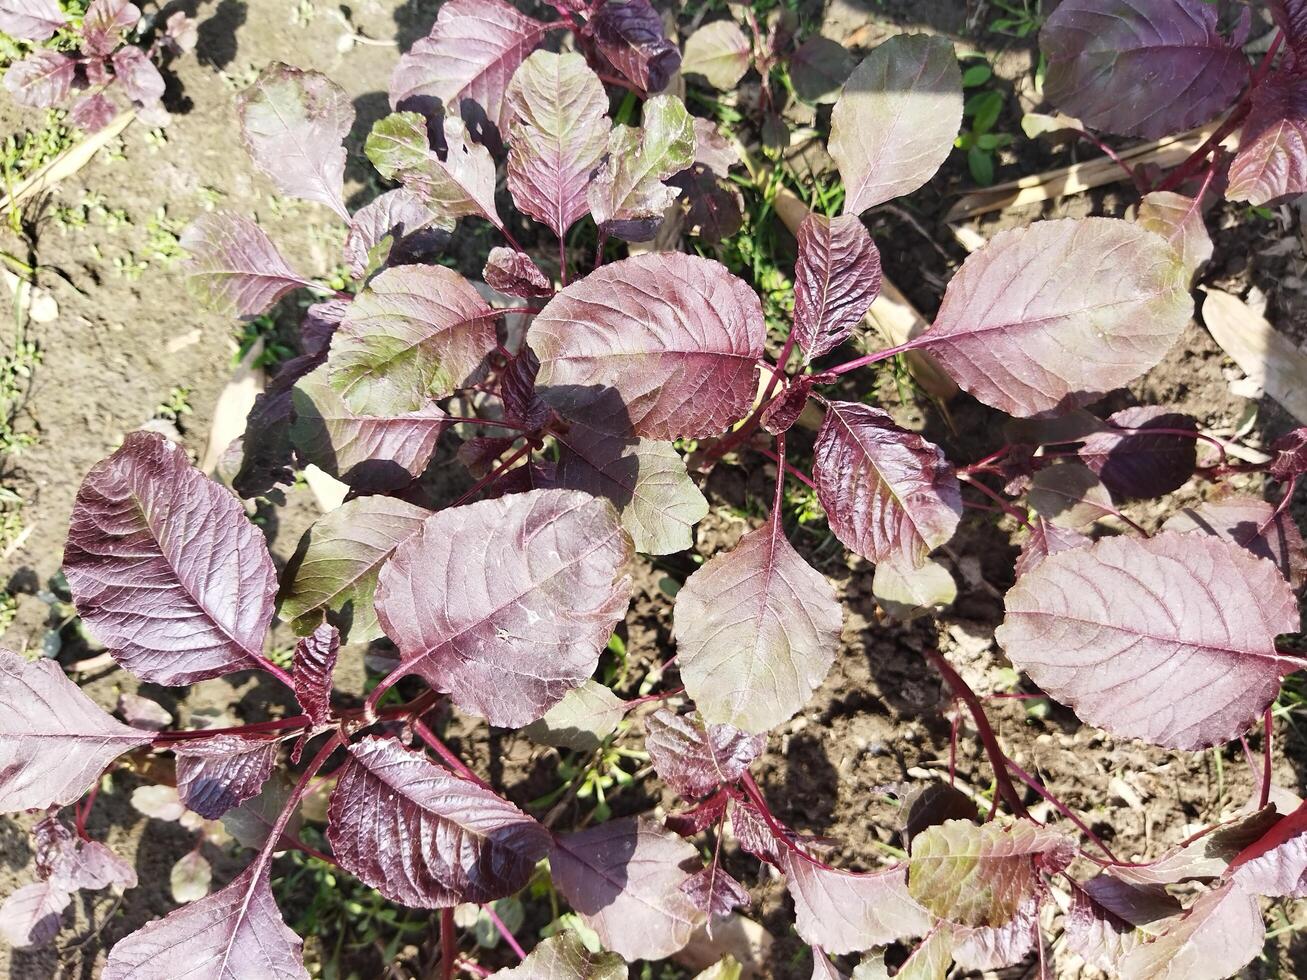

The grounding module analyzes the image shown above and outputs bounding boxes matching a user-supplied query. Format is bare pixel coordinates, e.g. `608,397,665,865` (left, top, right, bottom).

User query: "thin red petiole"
483,902,527,959
1261,708,1274,811
1004,757,1120,863
754,444,817,490
822,337,923,377
414,718,493,792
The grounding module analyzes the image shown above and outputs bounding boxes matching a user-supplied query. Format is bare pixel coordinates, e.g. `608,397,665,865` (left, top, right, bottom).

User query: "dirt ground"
3,0,1307,978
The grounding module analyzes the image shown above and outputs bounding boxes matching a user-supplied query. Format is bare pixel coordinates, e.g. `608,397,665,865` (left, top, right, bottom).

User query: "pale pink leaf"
1228,72,1307,206
3,50,75,107
0,0,65,40
180,212,312,317
1064,875,1182,971
1136,190,1213,280
1013,517,1090,578
1230,800,1307,897
81,0,139,57
682,19,752,90
1162,494,1307,589
781,852,932,955
118,692,173,731
0,881,71,948
1108,808,1280,887
344,188,446,279
1115,882,1263,980
488,931,627,979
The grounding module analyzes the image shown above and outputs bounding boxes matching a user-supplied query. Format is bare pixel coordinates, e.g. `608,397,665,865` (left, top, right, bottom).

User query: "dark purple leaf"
117,692,173,731
290,363,448,491
1108,808,1280,886
1136,190,1213,280
279,495,430,642
589,0,681,94
102,864,307,979
1230,800,1307,897
376,488,631,727
504,50,610,239
781,851,932,954
759,378,813,436
1114,882,1262,980
1041,0,1246,138
81,0,139,58
670,165,745,244
1228,73,1307,206
180,212,313,317
68,91,120,132
1162,495,1307,589
532,253,765,440
546,420,708,555
1064,875,1183,971
951,897,1039,971
328,264,498,415
365,112,500,227
644,709,765,798
64,432,278,685
682,19,751,90
489,932,626,979
112,46,163,106
3,50,75,108
680,862,749,921
300,300,347,359
173,734,279,819
484,247,552,298
327,735,550,907
0,0,65,41
1270,427,1307,481
793,213,882,362
830,34,962,214
1013,517,1091,578
389,0,550,127
919,218,1191,417
996,532,1302,749
1076,406,1198,498
1273,0,1307,68
550,815,704,960
790,37,855,105
673,516,843,732
666,792,728,838
231,352,321,499
344,188,447,280
896,781,978,848
728,797,786,866
237,64,354,221
813,401,961,567
0,647,150,811
907,818,1074,928
292,623,338,724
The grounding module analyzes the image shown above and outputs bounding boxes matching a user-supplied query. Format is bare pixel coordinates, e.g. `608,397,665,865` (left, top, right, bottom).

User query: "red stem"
483,902,527,959
448,443,532,509
1072,127,1146,192
414,718,493,791
755,445,817,490
823,337,923,377
957,473,1034,531
153,715,312,743
771,432,787,518
76,781,100,840
441,908,457,980
1005,758,1120,862
1261,707,1274,811
738,772,839,872
621,686,685,713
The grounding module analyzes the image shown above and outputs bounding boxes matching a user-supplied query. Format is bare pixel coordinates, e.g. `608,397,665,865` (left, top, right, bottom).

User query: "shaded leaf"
102,864,307,979
671,164,745,243
1026,462,1114,529
69,91,119,132
328,264,497,416
1162,494,1307,589
1115,882,1262,980
171,851,213,903
1064,875,1182,971
1136,190,1212,280
906,818,1073,928
831,35,962,214
279,495,430,642
589,0,680,94
996,533,1301,749
521,679,625,752
376,489,631,727
488,931,627,979
505,50,610,238
681,862,749,921
181,212,312,317
3,50,75,107
64,431,277,685
781,852,932,955
813,401,961,566
222,771,301,851
112,46,164,106
1041,0,1246,138
328,735,550,907
896,781,978,849
644,709,765,798
793,213,882,361
1228,72,1307,206
682,20,752,90
1076,406,1198,498
0,0,65,41
0,881,71,948
230,352,321,499
790,37,855,105
173,734,279,819
1108,808,1281,886
872,557,956,620
484,248,551,299
551,815,703,960
919,218,1190,416
344,188,447,279
1230,800,1307,896
292,623,338,724
856,926,953,978
1013,517,1090,578
673,516,842,732
532,253,765,440
238,64,353,220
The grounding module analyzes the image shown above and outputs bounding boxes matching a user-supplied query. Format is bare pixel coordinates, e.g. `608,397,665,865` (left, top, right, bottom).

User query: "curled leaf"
173,734,279,820
589,0,681,94
644,709,765,798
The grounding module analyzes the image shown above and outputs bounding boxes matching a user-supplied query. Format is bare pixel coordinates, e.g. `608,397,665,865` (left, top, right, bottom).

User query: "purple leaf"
64,431,277,685
951,897,1039,971
389,0,550,127
161,10,198,55
0,0,66,41
1041,0,1246,139
118,692,173,731
328,264,498,415
673,517,843,732
504,50,610,239
1270,427,1307,481
365,112,500,228
327,735,551,907
1273,0,1307,68
1136,190,1213,280
237,64,354,221
671,164,745,243
1114,882,1263,980
906,818,1074,928
376,489,631,727
728,797,786,866
290,363,448,490
173,734,279,820
0,881,71,948
68,91,120,132
531,253,766,440
781,852,932,955
1064,875,1183,971
279,495,430,642
344,188,447,279
691,117,739,176
1027,462,1114,529
1230,801,1307,897
793,213,882,362
760,379,813,436
810,950,845,980
180,212,313,317
587,95,696,242
3,50,75,108
102,864,307,979
682,19,752,90
229,352,322,499
680,862,749,921
112,46,164,106
488,932,626,978
546,421,709,555
1162,495,1307,589
996,532,1302,749
1013,517,1090,578
292,623,338,724
1076,406,1198,498
550,815,703,960
483,247,552,299
0,647,150,812
830,34,962,214
1227,73,1307,206
1108,808,1280,886
790,37,856,105
896,781,979,848
813,401,961,567
81,0,139,58
588,0,681,94
300,299,348,359
643,709,765,798
919,218,1191,417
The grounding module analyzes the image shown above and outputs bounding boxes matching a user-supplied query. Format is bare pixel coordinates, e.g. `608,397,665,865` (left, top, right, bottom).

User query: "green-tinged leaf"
682,20,752,90
521,680,625,753
489,930,627,978
872,557,956,620
365,112,498,229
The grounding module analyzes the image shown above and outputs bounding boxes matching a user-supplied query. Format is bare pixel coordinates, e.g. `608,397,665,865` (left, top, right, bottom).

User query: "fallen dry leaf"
1201,287,1307,424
